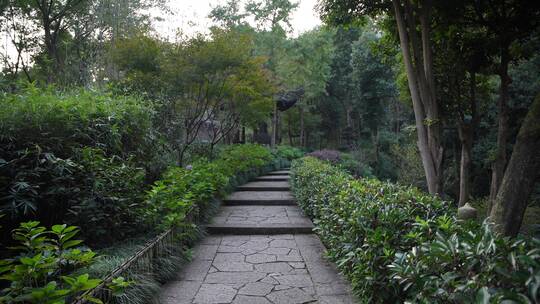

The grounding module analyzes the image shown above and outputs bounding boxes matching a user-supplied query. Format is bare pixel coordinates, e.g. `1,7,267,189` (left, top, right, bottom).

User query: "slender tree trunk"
489,50,511,212
392,0,443,195
490,94,540,237
346,104,353,128
241,126,246,143
458,123,473,206
373,128,380,170
271,102,277,148
299,107,305,147
288,118,293,145
458,72,478,206
276,110,281,145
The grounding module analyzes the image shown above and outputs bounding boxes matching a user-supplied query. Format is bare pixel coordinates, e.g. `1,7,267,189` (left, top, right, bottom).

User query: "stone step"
254,175,290,181
206,206,314,235
223,191,295,205
267,170,291,175
236,181,290,191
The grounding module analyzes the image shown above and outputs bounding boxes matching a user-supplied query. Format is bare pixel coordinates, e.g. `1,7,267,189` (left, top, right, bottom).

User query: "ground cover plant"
291,157,540,303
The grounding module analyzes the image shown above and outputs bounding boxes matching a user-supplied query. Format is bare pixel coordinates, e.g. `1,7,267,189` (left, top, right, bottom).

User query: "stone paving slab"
206,206,314,234
255,175,290,181
224,191,295,206
160,234,356,304
236,181,290,191
267,170,291,175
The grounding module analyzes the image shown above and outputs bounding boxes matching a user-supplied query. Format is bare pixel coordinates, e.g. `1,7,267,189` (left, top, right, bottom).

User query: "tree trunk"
299,107,305,147
271,101,277,148
488,50,511,212
346,104,353,128
458,123,473,206
392,0,443,195
489,94,540,237
458,72,478,206
288,118,293,145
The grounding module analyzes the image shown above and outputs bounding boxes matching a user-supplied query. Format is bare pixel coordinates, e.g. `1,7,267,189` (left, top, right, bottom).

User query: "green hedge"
291,157,540,303
0,87,161,247
146,144,284,229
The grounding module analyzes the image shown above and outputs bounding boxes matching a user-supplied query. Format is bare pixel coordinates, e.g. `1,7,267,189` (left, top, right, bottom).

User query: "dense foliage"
291,157,540,303
146,144,283,229
0,87,160,246
0,222,102,303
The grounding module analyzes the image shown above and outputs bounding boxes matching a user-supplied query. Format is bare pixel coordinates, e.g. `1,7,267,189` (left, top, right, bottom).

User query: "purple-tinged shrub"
307,149,341,163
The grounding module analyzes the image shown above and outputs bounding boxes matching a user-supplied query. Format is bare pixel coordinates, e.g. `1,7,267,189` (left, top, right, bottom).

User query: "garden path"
159,170,356,304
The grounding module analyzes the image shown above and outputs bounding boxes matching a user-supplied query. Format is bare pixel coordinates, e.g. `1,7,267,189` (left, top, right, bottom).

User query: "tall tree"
319,0,444,195
350,30,397,168
245,0,298,147
326,25,360,147
465,0,540,210
489,94,540,236
209,0,248,28
276,27,334,147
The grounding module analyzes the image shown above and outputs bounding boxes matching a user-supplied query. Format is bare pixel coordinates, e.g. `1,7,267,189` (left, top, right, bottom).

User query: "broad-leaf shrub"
0,222,101,303
0,87,158,247
390,222,540,303
217,144,274,175
291,157,540,303
273,145,303,161
146,144,280,229
146,162,228,229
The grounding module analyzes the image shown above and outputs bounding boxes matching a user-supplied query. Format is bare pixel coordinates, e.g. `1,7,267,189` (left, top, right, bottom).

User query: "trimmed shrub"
291,157,540,303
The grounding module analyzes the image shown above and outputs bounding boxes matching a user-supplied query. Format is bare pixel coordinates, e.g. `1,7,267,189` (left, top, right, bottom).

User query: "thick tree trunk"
489,51,511,211
489,94,540,237
392,0,443,195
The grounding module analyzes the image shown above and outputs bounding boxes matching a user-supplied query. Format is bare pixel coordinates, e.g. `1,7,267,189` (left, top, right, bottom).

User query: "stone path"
160,170,356,304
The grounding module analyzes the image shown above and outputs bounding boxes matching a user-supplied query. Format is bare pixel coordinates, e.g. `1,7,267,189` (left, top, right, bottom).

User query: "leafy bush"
0,86,154,160
0,87,159,247
217,144,274,175
0,222,101,303
390,222,540,303
73,148,148,244
291,157,540,303
146,144,281,229
146,162,228,229
339,152,374,178
307,149,341,163
274,145,304,161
